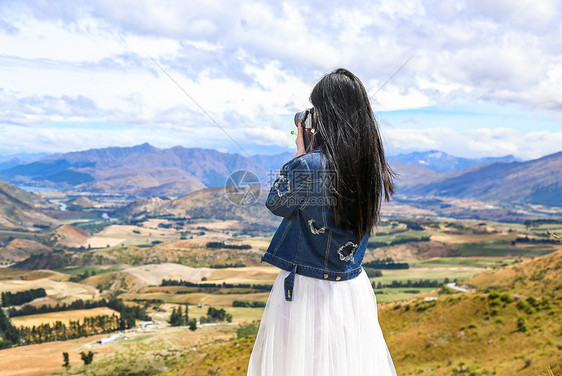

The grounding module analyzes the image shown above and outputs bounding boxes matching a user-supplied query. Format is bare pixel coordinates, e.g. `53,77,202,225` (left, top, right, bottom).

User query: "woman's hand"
294,123,312,158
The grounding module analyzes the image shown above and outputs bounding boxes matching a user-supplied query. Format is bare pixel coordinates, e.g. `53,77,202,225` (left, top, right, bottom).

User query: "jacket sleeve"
265,156,311,218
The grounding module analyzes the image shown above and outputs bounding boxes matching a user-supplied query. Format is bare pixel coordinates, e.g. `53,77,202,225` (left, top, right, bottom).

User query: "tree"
0,308,20,347
169,305,187,326
169,307,178,326
189,318,197,331
62,352,70,369
80,351,94,365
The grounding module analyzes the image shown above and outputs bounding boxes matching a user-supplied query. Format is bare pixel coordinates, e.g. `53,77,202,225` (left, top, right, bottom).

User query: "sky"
0,0,561,160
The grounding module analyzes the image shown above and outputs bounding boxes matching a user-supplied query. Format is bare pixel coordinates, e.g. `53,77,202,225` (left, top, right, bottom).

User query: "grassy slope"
164,250,562,376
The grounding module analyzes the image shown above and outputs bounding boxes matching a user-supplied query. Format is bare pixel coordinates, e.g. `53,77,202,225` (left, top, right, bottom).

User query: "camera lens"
294,110,307,127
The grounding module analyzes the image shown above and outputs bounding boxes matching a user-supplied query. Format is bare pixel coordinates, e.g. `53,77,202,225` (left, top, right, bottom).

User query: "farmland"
1,212,561,375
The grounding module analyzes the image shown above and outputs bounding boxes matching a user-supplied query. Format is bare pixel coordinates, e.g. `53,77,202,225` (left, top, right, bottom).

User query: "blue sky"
0,0,561,160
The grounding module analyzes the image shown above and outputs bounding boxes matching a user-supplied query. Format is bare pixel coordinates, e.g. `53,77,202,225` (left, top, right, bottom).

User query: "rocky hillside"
43,224,90,248
0,179,58,230
0,239,52,263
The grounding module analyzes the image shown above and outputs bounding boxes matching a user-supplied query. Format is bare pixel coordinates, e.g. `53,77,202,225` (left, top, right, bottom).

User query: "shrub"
237,323,259,338
500,293,514,303
62,352,70,369
516,300,534,314
488,292,500,300
188,319,197,331
516,316,528,332
80,351,94,365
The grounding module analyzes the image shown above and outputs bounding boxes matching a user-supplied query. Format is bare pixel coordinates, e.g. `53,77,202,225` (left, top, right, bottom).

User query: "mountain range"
0,143,292,196
0,144,560,208
0,152,52,171
389,150,518,173
402,151,562,207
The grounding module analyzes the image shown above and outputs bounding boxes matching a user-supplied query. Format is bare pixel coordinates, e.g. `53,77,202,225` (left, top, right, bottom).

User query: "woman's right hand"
294,123,306,158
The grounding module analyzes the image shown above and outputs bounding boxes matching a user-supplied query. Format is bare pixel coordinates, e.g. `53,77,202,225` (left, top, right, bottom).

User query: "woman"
247,68,397,376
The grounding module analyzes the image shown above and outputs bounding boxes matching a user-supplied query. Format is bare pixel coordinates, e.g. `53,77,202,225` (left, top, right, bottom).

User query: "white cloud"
384,127,562,160
0,0,561,157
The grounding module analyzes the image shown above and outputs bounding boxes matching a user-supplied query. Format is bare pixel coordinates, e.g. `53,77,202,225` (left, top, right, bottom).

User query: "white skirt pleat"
247,267,397,376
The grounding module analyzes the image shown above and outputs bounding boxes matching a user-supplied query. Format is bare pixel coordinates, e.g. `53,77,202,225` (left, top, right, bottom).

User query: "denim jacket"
260,146,369,302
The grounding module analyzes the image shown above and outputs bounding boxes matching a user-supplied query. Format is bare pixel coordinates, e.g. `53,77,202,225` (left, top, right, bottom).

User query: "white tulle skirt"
247,267,397,376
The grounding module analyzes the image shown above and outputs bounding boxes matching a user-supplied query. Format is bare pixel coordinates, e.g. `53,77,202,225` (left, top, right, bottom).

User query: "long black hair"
310,68,395,242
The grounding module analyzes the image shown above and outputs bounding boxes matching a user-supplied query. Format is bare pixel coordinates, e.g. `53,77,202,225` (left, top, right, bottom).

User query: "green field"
369,268,481,286
56,264,127,276
408,256,517,268
458,240,556,256
374,287,439,303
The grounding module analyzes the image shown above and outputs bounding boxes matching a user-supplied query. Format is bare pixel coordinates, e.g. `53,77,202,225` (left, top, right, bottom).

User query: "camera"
294,107,315,152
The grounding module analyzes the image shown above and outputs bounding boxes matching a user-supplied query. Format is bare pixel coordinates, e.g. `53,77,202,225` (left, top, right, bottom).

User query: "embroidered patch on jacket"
308,219,326,234
337,241,358,263
273,175,290,197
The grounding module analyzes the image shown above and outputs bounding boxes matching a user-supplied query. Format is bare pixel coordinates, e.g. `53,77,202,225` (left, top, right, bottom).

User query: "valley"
0,146,561,375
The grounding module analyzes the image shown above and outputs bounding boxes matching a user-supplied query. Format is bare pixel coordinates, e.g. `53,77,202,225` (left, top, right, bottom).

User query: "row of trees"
206,241,252,250
367,236,431,250
7,297,150,326
161,279,272,292
363,257,410,269
372,278,454,289
17,299,150,345
513,236,558,244
18,314,122,344
2,297,150,347
1,288,47,307
212,262,247,268
232,300,266,308
7,298,106,317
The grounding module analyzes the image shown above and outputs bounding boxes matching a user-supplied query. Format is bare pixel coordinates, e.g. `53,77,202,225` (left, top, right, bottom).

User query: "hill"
83,263,214,293
152,186,281,231
114,186,282,234
168,250,562,376
0,239,52,263
66,196,98,209
43,224,90,248
0,179,58,230
463,249,562,295
112,197,172,217
404,151,562,207
390,161,442,189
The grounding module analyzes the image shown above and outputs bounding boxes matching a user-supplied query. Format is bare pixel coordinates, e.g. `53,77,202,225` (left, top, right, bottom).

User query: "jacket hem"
261,252,363,281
